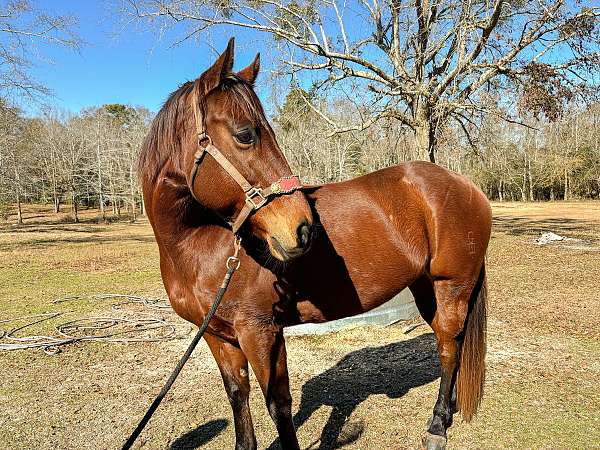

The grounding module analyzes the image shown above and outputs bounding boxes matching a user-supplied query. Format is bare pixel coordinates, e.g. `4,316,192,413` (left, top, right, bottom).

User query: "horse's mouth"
269,235,311,262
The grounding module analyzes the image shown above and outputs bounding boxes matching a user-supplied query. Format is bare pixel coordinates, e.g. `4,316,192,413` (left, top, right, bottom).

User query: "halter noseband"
188,89,302,234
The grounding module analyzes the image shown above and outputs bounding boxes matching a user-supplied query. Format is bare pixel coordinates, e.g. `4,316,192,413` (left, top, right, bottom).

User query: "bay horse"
139,38,491,450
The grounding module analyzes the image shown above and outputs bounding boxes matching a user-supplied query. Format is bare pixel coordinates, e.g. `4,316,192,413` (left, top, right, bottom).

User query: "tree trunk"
16,188,23,225
527,157,534,201
14,168,23,225
96,121,106,221
412,101,438,163
414,120,436,163
52,170,60,213
130,196,136,222
129,158,137,222
50,146,60,213
71,191,79,223
567,116,576,200
110,177,117,215
16,195,22,224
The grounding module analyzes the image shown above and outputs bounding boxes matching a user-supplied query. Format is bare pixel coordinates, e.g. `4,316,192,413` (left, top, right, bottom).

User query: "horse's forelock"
138,76,266,186
219,75,267,128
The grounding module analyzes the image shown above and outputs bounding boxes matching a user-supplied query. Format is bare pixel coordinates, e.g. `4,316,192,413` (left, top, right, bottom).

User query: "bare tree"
38,109,74,213
0,0,79,100
0,102,27,222
95,116,107,220
124,0,599,162
61,116,91,223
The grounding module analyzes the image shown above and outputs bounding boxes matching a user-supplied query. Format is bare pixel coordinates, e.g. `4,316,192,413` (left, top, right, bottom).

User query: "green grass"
0,218,163,321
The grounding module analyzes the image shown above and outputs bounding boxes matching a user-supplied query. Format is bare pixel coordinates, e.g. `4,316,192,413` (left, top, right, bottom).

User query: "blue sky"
21,1,598,117
27,1,274,115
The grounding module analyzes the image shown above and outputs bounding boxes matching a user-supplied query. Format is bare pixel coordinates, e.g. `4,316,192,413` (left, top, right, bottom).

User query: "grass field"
1,202,599,449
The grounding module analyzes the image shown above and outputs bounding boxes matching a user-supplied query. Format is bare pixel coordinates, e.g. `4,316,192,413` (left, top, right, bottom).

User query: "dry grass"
0,202,599,449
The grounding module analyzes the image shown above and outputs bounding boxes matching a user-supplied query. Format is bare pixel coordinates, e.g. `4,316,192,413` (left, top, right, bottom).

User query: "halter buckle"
245,187,268,210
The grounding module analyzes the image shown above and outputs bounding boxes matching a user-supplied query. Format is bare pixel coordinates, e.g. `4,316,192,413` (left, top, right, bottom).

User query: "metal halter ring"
226,236,242,270
198,132,212,146
226,256,241,270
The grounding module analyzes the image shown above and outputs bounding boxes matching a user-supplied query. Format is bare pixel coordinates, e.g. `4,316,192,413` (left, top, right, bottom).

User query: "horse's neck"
147,171,230,269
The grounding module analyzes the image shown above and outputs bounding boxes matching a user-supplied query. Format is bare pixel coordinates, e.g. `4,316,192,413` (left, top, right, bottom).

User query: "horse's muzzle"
270,220,313,261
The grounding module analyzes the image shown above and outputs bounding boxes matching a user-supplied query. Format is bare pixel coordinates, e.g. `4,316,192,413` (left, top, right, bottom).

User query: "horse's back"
312,160,490,227
310,160,491,278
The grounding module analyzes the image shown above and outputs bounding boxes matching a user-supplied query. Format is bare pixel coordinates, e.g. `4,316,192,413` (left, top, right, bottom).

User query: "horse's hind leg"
409,276,456,436
423,279,468,449
409,275,436,326
423,267,487,450
205,334,257,450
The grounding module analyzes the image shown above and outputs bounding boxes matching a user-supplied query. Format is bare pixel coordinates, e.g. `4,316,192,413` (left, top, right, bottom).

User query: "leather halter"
188,89,302,234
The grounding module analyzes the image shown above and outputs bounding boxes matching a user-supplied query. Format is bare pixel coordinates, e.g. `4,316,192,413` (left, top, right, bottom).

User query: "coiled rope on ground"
0,294,191,354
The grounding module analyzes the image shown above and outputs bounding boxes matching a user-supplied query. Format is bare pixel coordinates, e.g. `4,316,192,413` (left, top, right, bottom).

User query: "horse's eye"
234,128,255,145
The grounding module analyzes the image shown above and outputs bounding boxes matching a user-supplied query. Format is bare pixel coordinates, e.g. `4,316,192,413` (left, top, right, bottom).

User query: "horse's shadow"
269,332,440,449
170,418,228,449
171,334,438,449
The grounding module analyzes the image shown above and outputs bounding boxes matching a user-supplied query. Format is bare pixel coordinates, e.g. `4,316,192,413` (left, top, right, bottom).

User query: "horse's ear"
237,53,260,85
197,37,235,93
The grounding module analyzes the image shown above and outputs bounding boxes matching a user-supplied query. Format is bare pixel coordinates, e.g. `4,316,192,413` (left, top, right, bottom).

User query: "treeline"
276,89,600,201
1,92,599,224
0,102,150,223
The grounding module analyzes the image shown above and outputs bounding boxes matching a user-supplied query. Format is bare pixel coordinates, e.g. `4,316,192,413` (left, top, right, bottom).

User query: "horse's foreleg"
205,334,257,450
423,278,473,450
239,328,300,450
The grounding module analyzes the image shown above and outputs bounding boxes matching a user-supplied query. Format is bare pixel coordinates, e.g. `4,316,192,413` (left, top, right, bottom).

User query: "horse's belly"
291,237,422,324
295,291,401,324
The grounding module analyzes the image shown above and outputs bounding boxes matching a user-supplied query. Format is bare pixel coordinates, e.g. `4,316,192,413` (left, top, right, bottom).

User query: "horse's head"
185,39,313,261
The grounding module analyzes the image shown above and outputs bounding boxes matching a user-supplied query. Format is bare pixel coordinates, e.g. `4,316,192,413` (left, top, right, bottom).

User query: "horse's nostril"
296,221,312,250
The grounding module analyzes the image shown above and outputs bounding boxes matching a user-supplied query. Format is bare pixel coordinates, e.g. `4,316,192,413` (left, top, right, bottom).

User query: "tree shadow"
1,211,143,228
0,233,155,251
0,221,108,234
170,418,229,449
268,333,439,450
492,216,598,239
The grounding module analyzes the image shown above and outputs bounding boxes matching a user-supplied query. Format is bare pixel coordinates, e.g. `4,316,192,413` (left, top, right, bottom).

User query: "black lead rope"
121,262,239,450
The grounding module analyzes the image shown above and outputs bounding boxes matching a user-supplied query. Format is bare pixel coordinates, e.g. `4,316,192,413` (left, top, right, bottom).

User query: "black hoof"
422,432,447,450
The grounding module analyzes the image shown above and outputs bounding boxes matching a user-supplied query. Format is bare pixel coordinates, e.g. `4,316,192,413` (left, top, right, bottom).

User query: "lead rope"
121,237,242,450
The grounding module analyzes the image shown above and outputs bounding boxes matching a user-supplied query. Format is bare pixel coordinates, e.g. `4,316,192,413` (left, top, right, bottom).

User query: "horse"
139,38,491,450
